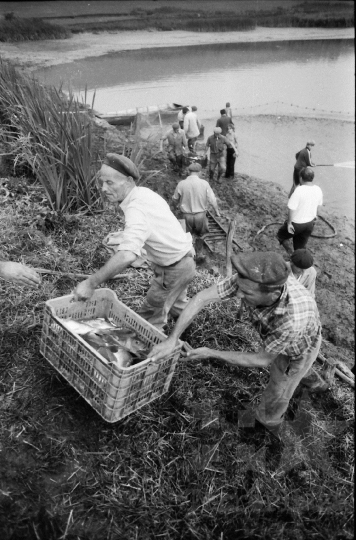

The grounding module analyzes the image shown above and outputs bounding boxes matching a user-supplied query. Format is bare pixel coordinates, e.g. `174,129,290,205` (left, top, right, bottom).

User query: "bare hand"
185,347,212,361
73,279,96,302
147,337,177,362
287,222,295,234
0,262,41,288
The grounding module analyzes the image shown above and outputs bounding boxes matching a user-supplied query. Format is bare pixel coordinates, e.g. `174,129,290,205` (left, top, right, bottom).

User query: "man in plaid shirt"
149,252,324,433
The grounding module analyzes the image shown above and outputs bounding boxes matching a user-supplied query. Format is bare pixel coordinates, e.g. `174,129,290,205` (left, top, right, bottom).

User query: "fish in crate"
58,317,150,368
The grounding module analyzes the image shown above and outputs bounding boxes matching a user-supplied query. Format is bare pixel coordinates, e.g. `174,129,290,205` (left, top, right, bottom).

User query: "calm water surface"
34,39,355,220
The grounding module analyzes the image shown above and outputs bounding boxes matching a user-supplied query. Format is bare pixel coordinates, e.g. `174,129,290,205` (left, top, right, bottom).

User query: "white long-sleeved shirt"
117,187,192,266
184,111,201,138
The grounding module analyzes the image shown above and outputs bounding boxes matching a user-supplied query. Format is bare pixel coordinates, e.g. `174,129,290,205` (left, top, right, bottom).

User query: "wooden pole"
34,268,130,280
225,216,238,277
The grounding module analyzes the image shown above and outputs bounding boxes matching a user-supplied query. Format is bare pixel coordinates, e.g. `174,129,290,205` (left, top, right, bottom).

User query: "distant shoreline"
0,27,353,71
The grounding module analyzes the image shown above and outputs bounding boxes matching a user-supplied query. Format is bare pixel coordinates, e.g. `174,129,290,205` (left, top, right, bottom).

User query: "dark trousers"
225,148,236,178
277,219,316,250
289,168,301,197
182,211,209,236
168,151,183,171
188,137,198,151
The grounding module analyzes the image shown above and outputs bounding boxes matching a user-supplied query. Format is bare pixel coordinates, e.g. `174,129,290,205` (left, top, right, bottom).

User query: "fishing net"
133,110,180,143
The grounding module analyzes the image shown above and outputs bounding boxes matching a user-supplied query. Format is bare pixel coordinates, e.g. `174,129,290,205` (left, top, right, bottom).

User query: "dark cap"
231,252,289,286
188,162,202,172
103,153,139,180
290,249,314,269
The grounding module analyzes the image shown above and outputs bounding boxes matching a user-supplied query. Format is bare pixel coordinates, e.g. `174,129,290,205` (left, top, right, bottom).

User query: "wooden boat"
95,103,185,126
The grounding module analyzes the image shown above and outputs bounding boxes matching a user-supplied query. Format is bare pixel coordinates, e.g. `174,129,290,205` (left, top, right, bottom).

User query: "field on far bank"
0,0,353,40
0,1,326,19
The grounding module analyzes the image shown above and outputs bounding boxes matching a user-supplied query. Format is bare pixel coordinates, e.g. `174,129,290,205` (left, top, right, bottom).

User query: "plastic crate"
40,288,182,423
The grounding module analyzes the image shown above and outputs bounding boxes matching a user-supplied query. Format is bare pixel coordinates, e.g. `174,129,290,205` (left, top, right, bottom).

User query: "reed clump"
0,59,100,213
0,14,71,42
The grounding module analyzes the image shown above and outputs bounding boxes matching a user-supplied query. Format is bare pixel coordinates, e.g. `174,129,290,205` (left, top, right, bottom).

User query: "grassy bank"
0,1,353,41
0,13,70,42
0,61,354,539
0,178,354,540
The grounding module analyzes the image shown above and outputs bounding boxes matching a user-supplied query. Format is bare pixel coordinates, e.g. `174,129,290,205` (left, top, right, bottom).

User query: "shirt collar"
120,185,139,212
250,282,288,316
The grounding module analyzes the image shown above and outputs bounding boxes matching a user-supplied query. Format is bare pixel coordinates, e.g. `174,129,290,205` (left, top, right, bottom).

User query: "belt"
164,250,194,268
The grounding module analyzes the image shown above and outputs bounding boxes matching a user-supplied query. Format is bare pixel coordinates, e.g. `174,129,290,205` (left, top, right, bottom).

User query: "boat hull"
96,103,183,126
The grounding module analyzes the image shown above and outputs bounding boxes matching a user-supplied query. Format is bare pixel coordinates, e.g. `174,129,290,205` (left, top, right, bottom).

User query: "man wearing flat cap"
172,162,221,259
290,139,316,197
74,153,195,330
161,122,187,175
204,127,232,183
149,251,323,432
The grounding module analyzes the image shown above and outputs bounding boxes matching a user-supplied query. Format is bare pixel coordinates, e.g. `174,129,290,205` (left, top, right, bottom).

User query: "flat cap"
103,153,139,180
172,122,180,129
290,249,314,269
307,139,315,146
231,252,289,286
214,127,222,134
188,162,202,172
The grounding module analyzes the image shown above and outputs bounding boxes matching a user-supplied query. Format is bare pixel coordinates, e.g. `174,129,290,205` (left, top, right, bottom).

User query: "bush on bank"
0,15,71,42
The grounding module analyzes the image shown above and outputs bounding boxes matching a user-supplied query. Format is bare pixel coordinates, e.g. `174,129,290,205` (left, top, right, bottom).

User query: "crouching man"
148,252,323,434
73,154,196,330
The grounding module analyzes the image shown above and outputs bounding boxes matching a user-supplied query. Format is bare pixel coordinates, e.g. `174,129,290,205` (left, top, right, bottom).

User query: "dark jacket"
216,116,232,136
295,147,313,171
206,134,230,155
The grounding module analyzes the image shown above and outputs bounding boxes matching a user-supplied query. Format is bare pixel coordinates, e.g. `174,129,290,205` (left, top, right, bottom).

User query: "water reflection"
34,39,354,115
33,39,355,220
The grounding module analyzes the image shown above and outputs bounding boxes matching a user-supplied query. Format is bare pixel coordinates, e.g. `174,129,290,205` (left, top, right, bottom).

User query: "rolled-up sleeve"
116,207,151,257
217,274,239,300
172,185,181,202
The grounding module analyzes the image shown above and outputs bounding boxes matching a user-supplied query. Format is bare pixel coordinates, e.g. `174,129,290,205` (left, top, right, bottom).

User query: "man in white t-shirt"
277,167,323,256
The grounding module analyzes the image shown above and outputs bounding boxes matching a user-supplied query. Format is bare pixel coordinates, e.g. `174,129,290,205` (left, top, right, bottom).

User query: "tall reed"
0,59,100,212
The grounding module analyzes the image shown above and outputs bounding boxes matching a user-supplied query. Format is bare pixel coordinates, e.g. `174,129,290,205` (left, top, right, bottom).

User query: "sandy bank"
0,27,354,70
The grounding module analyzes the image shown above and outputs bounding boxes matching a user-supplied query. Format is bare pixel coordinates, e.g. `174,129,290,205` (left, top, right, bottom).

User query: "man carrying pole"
290,140,315,197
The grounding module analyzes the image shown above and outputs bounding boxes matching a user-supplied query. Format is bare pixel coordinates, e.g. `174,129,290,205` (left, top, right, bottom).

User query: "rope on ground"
254,215,336,241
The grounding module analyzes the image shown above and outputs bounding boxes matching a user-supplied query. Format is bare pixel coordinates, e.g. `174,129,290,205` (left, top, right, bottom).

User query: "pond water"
34,39,355,221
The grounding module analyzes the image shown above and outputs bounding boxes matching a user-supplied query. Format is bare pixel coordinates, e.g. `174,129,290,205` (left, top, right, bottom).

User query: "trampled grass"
0,186,354,539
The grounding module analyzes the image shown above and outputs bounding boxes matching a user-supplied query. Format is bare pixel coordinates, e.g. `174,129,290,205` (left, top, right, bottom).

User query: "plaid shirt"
217,274,321,359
